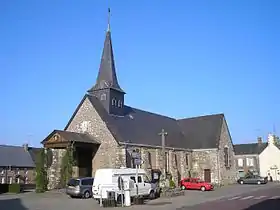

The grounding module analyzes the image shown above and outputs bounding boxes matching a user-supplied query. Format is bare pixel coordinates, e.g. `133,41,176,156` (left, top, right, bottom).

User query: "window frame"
238,158,243,167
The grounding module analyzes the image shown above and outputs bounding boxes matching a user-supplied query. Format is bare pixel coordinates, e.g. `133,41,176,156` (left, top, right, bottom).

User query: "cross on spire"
107,8,111,32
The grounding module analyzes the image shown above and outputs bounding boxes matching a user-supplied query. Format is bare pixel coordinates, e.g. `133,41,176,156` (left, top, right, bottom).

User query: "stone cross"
158,129,168,179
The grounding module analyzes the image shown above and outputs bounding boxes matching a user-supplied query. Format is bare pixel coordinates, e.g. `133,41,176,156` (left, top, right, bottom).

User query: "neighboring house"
0,144,40,184
259,134,280,181
234,134,280,181
233,137,267,178
42,13,236,190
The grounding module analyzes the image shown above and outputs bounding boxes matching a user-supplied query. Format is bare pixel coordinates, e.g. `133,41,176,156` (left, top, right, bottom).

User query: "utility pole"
158,129,168,180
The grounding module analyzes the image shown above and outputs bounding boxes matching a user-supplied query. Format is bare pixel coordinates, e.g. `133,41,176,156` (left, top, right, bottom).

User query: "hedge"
0,184,21,193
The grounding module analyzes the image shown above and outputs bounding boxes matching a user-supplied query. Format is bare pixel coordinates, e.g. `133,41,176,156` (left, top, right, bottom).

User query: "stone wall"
47,148,66,189
191,149,219,183
218,118,237,185
66,97,123,176
179,151,190,178
190,118,237,185
123,146,189,186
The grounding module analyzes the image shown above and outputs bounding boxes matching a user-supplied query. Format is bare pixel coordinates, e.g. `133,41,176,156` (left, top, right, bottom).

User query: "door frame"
204,169,211,183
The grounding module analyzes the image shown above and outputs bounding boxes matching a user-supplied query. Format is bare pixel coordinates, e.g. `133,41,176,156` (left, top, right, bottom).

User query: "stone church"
42,14,237,190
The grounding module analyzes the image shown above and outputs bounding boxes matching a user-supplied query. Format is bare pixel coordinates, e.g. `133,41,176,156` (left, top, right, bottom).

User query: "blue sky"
0,0,279,147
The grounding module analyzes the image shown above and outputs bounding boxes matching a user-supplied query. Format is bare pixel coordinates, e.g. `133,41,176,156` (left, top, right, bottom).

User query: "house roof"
177,114,224,149
28,147,42,163
0,145,36,168
42,129,100,145
233,143,268,155
64,94,226,150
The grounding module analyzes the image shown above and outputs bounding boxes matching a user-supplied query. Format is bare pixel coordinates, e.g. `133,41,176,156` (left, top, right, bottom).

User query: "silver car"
66,177,94,199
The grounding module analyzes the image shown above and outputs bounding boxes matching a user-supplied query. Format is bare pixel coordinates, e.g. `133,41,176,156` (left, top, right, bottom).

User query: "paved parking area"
0,191,101,210
0,183,279,210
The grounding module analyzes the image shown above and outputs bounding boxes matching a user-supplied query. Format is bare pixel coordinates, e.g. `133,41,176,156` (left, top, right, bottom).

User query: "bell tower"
87,8,125,116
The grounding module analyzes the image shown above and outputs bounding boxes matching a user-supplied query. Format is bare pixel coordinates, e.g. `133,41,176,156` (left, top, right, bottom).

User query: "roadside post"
124,180,131,206
118,176,124,207
131,150,142,196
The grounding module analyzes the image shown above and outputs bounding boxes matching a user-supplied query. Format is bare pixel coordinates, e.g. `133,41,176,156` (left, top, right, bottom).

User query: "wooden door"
204,169,211,183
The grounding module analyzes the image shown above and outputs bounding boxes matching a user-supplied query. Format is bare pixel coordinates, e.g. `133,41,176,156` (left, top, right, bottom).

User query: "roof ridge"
234,142,268,146
177,113,224,121
125,105,177,121
0,144,25,148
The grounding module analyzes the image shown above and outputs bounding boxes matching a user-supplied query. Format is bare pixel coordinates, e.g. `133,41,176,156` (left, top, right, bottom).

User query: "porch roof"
41,130,100,145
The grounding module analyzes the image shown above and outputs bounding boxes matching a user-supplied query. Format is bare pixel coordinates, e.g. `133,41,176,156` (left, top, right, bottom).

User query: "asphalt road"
185,185,280,210
0,183,279,210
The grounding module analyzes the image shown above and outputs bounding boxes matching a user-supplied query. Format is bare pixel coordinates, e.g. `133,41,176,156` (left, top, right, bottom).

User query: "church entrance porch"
41,130,100,190
75,144,99,177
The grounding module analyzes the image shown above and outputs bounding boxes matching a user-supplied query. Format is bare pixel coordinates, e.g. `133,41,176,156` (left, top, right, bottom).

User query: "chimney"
23,143,29,151
257,137,262,145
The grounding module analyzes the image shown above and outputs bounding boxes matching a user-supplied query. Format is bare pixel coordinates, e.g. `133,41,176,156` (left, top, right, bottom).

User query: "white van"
92,168,154,201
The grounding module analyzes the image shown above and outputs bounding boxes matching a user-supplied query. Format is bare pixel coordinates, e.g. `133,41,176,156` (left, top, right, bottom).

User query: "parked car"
66,177,94,199
180,178,213,191
237,175,268,185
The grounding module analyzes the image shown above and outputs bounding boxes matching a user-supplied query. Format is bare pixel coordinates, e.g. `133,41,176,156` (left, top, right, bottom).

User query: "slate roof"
64,94,226,150
88,29,124,93
233,143,268,155
28,147,42,164
0,145,36,167
177,114,224,149
42,130,100,145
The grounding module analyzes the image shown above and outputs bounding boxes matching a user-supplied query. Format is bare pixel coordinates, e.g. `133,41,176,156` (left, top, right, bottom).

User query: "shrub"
8,184,21,193
35,148,48,193
0,184,9,193
169,179,176,189
60,146,75,188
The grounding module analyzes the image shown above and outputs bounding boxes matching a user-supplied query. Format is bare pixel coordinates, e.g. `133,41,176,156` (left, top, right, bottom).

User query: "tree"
59,145,75,188
274,135,280,145
35,148,48,193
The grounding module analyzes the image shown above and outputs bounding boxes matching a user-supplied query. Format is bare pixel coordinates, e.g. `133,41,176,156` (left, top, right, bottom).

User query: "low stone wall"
160,187,185,197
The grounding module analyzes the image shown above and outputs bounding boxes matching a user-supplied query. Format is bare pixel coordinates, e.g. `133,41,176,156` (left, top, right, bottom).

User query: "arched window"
111,98,117,106
101,94,106,101
185,154,189,167
224,146,230,167
147,151,152,168
118,100,122,107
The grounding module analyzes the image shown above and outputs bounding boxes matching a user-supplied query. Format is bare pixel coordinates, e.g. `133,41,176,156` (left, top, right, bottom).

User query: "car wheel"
240,180,244,185
84,191,90,199
149,190,156,200
257,181,261,185
200,186,206,191
181,185,186,190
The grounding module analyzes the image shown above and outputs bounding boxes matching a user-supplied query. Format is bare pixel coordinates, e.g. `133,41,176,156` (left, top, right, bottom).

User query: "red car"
180,178,213,191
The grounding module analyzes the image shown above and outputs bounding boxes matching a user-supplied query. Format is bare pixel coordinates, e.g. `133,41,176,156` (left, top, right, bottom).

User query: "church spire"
88,8,124,94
